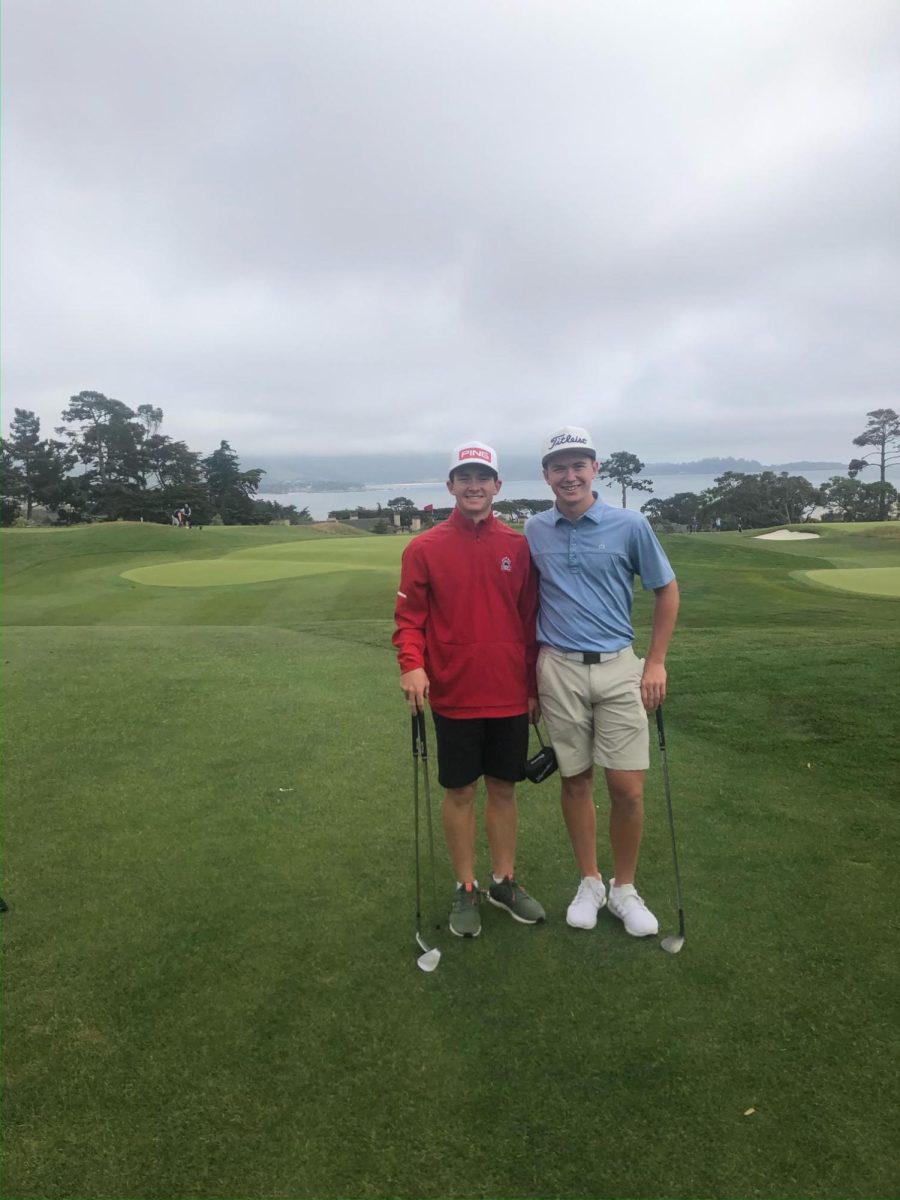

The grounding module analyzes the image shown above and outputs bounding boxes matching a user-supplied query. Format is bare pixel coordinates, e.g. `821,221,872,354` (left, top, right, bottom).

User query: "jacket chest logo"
500,556,512,572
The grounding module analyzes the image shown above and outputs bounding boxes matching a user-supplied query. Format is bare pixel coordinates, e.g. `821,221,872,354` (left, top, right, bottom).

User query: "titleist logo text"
549,434,588,448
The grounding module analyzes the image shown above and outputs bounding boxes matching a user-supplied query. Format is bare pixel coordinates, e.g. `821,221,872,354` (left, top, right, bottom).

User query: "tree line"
1,391,312,526
4,397,897,530
327,496,556,526
332,413,900,532
641,409,899,528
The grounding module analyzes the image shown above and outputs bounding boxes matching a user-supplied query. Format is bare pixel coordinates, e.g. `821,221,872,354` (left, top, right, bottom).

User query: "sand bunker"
754,530,820,540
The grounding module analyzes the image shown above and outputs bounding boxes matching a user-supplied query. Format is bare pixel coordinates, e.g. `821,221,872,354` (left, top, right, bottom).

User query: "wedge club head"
416,933,441,973
661,934,684,955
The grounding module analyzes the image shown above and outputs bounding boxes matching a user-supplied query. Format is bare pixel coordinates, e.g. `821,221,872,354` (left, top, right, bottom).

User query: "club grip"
655,703,667,751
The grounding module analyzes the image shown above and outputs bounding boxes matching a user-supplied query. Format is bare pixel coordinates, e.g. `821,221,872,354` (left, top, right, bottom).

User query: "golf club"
412,710,441,972
656,704,686,954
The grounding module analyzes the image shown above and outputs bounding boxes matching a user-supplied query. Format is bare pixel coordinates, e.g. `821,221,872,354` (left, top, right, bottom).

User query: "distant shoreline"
261,465,899,520
258,460,847,495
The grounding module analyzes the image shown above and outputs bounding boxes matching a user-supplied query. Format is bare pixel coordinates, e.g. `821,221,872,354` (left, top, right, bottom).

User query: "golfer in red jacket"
393,442,545,939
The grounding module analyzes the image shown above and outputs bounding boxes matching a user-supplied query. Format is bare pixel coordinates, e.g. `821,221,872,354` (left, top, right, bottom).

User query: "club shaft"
412,713,423,937
656,705,686,937
417,711,440,924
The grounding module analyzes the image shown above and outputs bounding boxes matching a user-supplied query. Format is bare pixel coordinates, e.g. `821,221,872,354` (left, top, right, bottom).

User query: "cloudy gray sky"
3,0,899,463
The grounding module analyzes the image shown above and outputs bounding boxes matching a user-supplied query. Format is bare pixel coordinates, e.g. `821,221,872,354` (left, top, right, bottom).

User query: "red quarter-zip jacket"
392,507,538,719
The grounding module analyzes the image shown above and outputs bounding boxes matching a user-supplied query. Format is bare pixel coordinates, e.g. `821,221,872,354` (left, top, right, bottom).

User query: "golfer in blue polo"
525,426,680,937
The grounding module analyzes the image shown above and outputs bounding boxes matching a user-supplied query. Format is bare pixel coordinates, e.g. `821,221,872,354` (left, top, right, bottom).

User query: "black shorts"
431,712,529,789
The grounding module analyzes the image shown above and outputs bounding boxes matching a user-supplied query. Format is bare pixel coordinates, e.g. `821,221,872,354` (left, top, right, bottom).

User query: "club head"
660,934,685,955
415,932,441,972
416,947,441,972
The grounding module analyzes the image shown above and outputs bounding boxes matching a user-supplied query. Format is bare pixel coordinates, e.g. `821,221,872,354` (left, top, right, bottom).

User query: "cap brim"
450,462,499,475
542,449,597,466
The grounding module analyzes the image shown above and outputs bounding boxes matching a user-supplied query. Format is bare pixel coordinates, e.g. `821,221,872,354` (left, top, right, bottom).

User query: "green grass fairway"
801,566,900,598
4,520,900,1199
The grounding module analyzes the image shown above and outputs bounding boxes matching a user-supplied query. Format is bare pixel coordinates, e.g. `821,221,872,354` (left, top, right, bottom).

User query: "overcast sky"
3,0,898,464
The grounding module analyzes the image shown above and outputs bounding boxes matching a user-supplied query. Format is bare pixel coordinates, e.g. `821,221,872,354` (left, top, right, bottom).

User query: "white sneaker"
566,876,607,929
607,879,659,937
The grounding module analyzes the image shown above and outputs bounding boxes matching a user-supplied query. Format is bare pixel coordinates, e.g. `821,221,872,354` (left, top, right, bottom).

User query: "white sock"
493,873,511,884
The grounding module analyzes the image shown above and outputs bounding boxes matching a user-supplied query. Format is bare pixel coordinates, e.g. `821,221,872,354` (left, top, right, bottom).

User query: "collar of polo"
554,492,602,524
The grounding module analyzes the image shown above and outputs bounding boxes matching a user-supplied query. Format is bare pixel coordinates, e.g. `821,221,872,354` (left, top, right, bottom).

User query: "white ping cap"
449,441,499,475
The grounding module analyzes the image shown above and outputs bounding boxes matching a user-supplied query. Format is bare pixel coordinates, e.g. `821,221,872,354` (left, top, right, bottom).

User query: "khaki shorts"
536,645,649,775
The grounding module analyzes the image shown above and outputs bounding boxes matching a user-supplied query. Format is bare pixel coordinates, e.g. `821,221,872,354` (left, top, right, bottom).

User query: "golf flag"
423,504,434,513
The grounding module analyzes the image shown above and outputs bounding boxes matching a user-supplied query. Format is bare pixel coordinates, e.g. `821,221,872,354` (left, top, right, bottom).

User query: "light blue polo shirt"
524,495,676,652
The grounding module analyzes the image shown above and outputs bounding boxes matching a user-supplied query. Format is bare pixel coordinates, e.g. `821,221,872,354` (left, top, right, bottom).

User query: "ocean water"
265,467,900,521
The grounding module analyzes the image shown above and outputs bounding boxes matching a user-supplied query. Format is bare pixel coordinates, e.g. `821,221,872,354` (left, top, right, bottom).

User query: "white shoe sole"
449,922,481,938
566,913,598,929
608,909,658,937
566,900,606,929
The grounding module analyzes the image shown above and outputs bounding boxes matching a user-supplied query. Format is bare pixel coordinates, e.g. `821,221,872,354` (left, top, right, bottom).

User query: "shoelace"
499,877,529,901
613,890,646,913
575,878,604,903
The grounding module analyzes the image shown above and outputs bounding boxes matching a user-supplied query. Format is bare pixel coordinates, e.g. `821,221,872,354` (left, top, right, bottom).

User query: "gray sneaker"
487,875,546,924
449,882,481,938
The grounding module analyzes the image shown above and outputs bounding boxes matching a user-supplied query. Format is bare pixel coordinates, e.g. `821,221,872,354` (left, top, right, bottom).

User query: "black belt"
547,648,622,664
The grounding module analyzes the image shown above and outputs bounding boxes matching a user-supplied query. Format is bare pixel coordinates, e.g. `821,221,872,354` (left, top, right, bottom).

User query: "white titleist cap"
449,441,499,475
541,426,597,466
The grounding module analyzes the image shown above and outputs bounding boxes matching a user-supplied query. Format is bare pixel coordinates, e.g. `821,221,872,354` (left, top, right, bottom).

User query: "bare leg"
605,768,646,886
560,769,601,878
484,776,516,878
442,785,477,883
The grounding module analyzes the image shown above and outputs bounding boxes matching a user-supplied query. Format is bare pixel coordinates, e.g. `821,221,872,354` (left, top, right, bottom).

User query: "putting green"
122,537,403,588
228,539,400,564
801,567,900,598
122,559,366,588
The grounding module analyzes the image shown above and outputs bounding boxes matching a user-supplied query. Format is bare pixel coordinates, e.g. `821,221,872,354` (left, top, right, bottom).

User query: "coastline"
263,465,899,521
